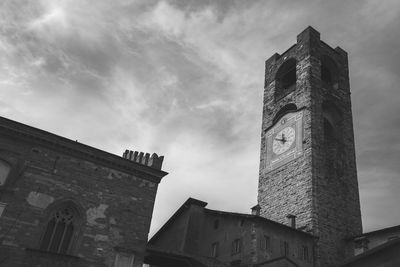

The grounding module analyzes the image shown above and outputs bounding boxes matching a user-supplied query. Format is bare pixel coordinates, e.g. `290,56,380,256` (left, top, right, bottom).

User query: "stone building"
146,27,400,267
0,116,167,266
146,198,315,267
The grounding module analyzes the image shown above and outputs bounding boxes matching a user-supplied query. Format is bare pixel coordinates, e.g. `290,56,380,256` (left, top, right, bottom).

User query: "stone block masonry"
0,116,167,267
258,27,362,267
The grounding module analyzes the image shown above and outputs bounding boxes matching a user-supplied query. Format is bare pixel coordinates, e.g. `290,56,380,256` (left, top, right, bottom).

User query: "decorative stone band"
122,150,164,170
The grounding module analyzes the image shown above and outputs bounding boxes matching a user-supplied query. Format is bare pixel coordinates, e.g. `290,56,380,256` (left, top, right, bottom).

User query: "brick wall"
0,117,166,267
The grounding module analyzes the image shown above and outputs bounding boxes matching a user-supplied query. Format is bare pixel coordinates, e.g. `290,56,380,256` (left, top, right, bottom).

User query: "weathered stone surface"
258,26,362,267
0,116,167,267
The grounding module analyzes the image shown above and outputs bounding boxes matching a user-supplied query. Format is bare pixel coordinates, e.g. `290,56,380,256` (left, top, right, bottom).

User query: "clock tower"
258,27,362,266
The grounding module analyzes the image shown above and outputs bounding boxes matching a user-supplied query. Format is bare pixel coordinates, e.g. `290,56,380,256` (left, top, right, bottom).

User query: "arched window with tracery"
40,204,81,254
275,58,297,100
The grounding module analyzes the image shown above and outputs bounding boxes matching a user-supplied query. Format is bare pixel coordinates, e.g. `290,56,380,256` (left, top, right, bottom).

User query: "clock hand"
275,137,287,143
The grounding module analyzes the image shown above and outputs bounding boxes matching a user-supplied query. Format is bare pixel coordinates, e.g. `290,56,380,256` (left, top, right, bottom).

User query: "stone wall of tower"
258,27,362,267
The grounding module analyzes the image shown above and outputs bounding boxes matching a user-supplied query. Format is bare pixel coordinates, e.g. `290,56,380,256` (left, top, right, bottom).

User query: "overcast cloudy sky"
1,0,400,236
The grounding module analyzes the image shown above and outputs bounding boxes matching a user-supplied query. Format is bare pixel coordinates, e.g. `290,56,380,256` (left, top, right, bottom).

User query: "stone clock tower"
258,27,362,266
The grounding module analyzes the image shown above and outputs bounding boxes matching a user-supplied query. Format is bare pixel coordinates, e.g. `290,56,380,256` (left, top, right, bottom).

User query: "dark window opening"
321,65,332,84
275,58,297,99
261,235,270,250
303,246,309,261
240,219,245,227
211,242,219,257
321,55,338,88
231,238,242,255
283,241,289,256
40,207,77,254
214,219,219,229
0,160,11,186
281,67,296,89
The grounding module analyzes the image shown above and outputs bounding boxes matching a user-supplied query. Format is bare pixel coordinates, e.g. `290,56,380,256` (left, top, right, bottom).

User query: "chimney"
287,214,296,228
251,204,261,216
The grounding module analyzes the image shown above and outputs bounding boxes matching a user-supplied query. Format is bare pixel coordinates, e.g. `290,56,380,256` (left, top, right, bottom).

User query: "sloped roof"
341,238,400,266
149,197,314,244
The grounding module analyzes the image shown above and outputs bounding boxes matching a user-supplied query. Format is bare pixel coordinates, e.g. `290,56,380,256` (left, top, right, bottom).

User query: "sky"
1,0,400,236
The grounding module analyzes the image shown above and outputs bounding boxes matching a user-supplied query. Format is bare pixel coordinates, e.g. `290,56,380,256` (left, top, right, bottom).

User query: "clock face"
264,110,304,172
272,127,296,155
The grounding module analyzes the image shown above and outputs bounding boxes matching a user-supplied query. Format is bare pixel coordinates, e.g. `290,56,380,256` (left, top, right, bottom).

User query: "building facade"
0,116,167,267
147,198,315,267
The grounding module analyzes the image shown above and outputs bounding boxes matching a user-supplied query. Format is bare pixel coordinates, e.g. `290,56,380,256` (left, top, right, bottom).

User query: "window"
260,235,270,250
211,242,219,257
0,202,6,217
114,252,134,267
282,241,289,256
40,206,79,254
240,219,245,227
321,55,338,88
275,58,297,99
214,219,219,229
0,160,11,186
303,246,309,261
231,238,242,255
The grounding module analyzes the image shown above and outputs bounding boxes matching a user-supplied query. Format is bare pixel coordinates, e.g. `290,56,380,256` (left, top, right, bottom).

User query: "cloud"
1,0,400,236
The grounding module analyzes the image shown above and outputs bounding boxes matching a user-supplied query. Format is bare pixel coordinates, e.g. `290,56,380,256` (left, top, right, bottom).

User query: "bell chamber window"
40,205,79,254
0,160,11,186
321,55,338,89
275,58,297,100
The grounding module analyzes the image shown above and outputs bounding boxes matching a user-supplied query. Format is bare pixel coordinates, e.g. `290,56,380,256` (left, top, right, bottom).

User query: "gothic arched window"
40,205,80,254
275,58,297,100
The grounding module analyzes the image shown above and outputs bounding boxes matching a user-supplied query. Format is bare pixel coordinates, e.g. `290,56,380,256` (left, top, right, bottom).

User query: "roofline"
341,238,400,266
352,224,400,239
148,198,208,243
204,208,315,238
0,116,168,183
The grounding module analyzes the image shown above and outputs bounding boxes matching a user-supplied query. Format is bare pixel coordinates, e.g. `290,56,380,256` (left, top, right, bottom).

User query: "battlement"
122,150,164,170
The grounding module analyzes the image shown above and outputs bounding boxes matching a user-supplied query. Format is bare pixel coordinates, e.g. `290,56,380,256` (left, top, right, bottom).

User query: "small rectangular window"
260,235,270,250
114,252,134,267
303,246,309,261
0,202,6,217
214,219,219,229
211,242,219,257
0,160,11,186
231,238,242,255
282,241,289,256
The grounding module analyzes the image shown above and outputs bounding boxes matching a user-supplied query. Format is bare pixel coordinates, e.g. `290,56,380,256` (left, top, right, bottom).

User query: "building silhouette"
145,27,400,267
